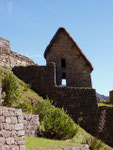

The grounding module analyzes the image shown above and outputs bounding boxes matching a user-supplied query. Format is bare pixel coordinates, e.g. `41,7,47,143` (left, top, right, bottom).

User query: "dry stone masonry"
0,107,26,150
0,37,35,69
23,114,40,137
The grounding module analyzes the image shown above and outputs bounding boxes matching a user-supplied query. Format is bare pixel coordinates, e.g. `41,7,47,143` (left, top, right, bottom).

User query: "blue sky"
0,0,113,96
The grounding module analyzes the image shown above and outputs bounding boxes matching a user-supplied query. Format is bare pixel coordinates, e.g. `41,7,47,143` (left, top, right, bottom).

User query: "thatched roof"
44,27,93,71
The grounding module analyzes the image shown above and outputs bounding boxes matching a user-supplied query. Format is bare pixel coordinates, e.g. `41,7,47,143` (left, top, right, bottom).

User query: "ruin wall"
23,114,40,137
109,90,113,103
12,64,98,135
0,107,26,150
98,106,113,147
0,37,35,69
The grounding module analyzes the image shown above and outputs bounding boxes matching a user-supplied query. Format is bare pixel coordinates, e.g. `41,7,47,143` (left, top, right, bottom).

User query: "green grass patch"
98,103,113,107
25,136,80,150
25,126,113,150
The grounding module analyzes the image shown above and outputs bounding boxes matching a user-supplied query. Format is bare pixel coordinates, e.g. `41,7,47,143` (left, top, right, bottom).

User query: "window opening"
61,72,66,86
62,79,66,86
61,58,66,68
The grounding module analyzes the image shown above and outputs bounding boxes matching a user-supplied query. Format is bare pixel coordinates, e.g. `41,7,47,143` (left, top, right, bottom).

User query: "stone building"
13,27,98,136
109,90,113,103
44,27,93,87
3,28,113,147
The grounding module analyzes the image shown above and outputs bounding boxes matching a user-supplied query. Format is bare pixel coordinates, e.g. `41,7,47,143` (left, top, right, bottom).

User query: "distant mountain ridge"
96,93,109,101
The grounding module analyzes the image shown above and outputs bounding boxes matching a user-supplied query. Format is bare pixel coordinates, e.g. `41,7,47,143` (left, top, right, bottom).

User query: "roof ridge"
44,27,93,71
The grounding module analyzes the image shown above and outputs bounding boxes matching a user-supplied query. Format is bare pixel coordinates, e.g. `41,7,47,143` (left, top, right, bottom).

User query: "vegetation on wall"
0,66,42,112
2,73,20,106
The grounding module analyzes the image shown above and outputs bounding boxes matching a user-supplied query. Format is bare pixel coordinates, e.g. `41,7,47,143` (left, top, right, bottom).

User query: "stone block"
0,116,5,123
18,116,23,123
1,145,10,150
6,117,11,124
15,109,22,116
11,117,18,124
19,145,26,150
0,137,5,146
17,130,25,136
0,130,11,138
15,137,25,145
6,137,14,145
15,124,23,130
10,145,19,150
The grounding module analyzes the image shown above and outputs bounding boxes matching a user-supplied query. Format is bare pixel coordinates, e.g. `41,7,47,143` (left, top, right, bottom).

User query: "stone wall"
0,107,26,150
12,63,55,99
0,37,10,50
45,29,92,87
48,87,98,135
109,90,113,103
12,64,98,135
0,48,35,69
23,114,40,137
98,106,113,147
0,37,35,69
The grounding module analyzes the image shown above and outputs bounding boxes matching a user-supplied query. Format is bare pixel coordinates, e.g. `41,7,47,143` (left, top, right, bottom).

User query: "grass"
98,103,113,107
25,126,113,150
25,137,80,150
0,66,43,113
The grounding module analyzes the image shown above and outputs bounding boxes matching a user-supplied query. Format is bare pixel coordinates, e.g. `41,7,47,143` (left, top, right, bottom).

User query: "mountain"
96,92,109,101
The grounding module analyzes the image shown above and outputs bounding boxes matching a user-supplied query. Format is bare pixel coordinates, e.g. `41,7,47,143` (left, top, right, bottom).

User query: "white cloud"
7,0,13,16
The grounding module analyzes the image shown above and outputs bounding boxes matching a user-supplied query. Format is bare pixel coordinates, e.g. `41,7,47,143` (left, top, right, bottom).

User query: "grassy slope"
0,66,112,150
0,66,42,110
26,127,113,150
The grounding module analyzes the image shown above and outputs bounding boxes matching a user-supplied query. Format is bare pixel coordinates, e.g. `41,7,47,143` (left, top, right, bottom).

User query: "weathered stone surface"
109,90,113,103
0,116,5,123
11,117,18,124
0,137,5,146
15,124,23,130
23,114,40,137
0,108,26,150
6,137,14,145
18,116,23,123
6,117,11,124
15,109,22,116
0,37,35,70
19,145,26,150
10,145,19,150
0,37,10,50
17,130,25,136
1,145,10,150
0,130,11,138
98,106,113,147
3,124,14,130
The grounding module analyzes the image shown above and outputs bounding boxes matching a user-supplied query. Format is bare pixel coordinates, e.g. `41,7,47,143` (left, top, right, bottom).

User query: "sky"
0,0,113,96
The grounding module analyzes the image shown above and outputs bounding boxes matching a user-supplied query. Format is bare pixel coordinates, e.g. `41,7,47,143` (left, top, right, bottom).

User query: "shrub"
15,100,32,113
33,99,77,139
2,73,20,106
41,107,77,139
32,98,55,120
